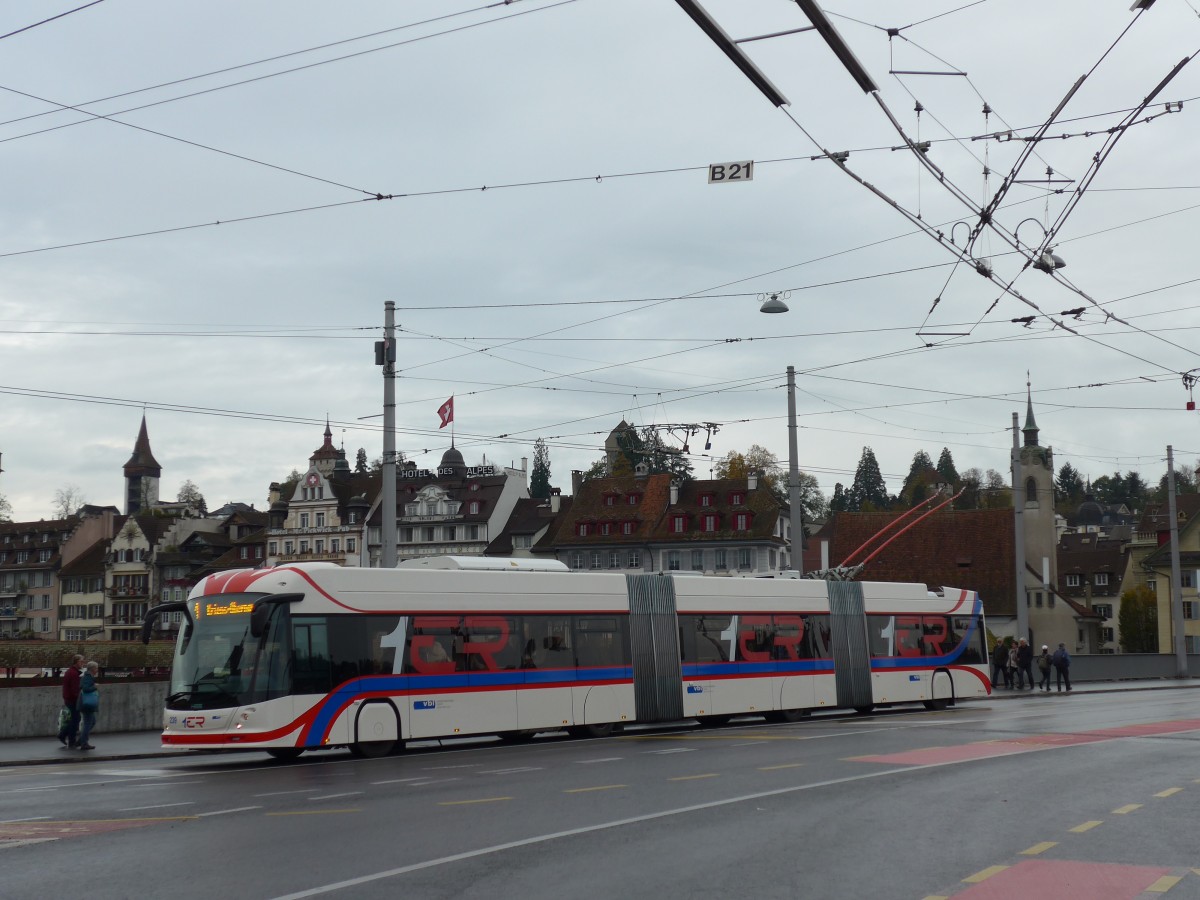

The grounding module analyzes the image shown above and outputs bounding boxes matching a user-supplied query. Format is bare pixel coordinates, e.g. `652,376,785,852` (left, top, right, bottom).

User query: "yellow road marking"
564,785,626,793
1113,804,1141,814
619,734,796,742
437,797,512,806
963,865,1008,883
266,809,361,816
1069,821,1102,833
1154,787,1182,798
921,896,950,900
758,763,804,770
1021,842,1057,855
669,773,718,781
1146,875,1182,892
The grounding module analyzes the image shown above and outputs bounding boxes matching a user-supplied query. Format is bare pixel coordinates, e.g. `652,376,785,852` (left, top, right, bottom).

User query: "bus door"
518,615,575,731
771,614,815,714
727,615,775,716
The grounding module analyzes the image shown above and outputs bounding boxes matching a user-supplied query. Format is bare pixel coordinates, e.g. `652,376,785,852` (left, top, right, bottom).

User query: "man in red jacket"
57,654,84,748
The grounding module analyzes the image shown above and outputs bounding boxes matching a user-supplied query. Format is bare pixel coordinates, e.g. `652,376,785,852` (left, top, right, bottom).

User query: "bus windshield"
167,593,289,710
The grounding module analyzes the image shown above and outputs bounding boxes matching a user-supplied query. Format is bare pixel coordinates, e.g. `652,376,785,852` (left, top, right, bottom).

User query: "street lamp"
1015,218,1066,273
759,295,802,572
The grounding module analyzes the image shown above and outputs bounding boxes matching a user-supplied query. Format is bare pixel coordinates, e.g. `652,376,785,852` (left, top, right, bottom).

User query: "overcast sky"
2,0,1199,521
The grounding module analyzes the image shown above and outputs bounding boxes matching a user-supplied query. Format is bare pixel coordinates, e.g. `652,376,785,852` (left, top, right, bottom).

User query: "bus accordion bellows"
142,558,991,760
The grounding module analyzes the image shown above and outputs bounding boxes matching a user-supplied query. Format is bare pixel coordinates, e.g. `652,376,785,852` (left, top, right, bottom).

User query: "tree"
0,491,11,523
1055,462,1085,511
52,484,86,519
176,479,207,515
530,438,552,500
958,468,983,509
981,469,1011,509
935,447,959,485
828,483,849,514
1156,464,1197,502
1118,585,1158,652
848,447,888,512
715,445,826,522
899,450,935,507
355,448,369,474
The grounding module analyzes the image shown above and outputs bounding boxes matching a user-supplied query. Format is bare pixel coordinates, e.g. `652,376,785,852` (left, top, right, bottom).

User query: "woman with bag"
76,661,100,751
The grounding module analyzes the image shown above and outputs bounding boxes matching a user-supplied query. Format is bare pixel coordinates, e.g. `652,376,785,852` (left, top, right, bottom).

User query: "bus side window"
524,616,573,669
922,616,949,657
685,615,732,663
293,619,331,694
772,615,807,660
406,616,459,674
806,615,833,659
866,615,893,658
464,616,518,671
894,616,923,657
738,615,773,662
951,615,982,662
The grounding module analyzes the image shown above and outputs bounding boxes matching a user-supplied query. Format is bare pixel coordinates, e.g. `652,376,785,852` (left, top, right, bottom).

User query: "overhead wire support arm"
673,0,790,107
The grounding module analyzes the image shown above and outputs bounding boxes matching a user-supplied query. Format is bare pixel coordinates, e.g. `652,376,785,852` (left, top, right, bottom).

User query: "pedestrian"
1052,642,1072,692
76,661,100,751
1007,641,1019,690
990,639,1007,689
57,654,84,748
1037,644,1052,691
1016,638,1035,690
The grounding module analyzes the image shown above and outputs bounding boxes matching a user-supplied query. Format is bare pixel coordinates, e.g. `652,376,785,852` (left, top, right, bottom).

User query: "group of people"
55,654,101,751
991,638,1072,693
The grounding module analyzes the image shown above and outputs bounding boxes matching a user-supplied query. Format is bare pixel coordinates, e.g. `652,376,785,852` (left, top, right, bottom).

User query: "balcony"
108,586,148,599
277,550,348,563
106,614,146,626
0,606,26,620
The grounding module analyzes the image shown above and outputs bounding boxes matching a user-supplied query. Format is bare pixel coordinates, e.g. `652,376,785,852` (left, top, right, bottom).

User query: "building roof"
486,497,570,555
1056,533,1124,600
646,478,783,544
58,539,108,577
820,508,1017,617
537,473,673,549
123,414,161,475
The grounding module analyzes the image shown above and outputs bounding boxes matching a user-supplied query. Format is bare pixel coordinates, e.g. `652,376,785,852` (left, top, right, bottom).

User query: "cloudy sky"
1,0,1199,521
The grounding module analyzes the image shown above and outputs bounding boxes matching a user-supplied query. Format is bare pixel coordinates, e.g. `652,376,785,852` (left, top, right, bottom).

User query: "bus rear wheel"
350,740,399,758
700,715,732,727
767,709,809,723
923,698,950,711
498,730,536,744
853,705,874,715
568,722,615,739
266,748,304,761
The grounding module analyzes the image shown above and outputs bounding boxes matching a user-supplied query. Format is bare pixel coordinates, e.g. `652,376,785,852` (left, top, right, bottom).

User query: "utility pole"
787,366,803,573
1011,413,1028,640
378,302,397,568
1166,445,1187,676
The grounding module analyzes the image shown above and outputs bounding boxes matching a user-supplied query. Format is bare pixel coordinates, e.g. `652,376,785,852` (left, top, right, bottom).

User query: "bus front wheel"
266,748,304,761
767,709,809,723
350,740,399,758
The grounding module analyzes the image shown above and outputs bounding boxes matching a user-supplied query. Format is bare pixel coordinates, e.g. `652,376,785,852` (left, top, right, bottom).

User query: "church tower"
1016,381,1058,629
123,415,162,514
309,420,340,479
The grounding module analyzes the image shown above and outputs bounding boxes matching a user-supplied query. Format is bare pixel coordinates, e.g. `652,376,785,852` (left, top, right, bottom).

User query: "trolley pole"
381,302,397,568
1167,446,1187,676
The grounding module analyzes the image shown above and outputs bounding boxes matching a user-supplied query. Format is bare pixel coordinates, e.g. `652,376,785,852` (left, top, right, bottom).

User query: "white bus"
143,559,990,759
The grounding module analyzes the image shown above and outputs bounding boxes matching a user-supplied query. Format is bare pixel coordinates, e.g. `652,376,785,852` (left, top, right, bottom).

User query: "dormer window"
469,500,480,515
734,512,751,531
702,514,717,533
604,494,616,507
577,523,590,537
671,515,688,534
622,521,635,535
470,483,481,492
729,492,744,506
627,493,641,505
600,522,611,535
699,493,714,508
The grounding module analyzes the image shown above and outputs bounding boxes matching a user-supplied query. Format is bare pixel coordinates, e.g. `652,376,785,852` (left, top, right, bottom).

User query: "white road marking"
730,742,768,747
269,763,934,899
422,764,480,770
479,767,543,775
309,792,364,801
130,781,203,788
254,789,319,797
197,806,262,817
117,801,195,812
646,748,695,754
0,838,58,849
0,816,51,823
371,778,428,785
575,757,623,764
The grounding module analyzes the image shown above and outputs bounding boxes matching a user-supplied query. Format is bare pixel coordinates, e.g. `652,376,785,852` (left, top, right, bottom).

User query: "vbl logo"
414,700,436,710
184,716,206,728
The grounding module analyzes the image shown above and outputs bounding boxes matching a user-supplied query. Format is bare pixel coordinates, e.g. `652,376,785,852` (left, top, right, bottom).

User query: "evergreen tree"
829,483,848,514
355,448,369,474
936,447,959,484
0,491,11,522
1118,585,1158,652
530,438,552,500
958,468,983,509
848,447,888,511
1122,471,1150,510
1055,462,1085,510
900,450,935,507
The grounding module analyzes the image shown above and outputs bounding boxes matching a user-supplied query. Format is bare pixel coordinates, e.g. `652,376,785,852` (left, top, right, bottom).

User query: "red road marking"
953,859,1170,899
0,818,183,841
856,718,1200,766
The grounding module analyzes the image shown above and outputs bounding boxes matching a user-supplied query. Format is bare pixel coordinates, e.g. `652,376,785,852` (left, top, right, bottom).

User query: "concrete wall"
2,681,167,738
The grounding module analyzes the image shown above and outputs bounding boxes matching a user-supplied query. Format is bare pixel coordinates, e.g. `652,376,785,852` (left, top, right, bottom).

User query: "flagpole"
381,302,397,569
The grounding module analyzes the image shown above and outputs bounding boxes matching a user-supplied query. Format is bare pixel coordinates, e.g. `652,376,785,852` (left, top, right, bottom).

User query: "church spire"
1022,374,1040,447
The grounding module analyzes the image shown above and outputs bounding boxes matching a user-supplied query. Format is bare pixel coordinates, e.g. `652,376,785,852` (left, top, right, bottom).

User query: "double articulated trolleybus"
143,558,990,759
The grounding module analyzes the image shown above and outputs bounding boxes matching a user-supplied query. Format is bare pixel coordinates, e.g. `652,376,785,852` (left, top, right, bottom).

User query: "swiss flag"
437,396,454,429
